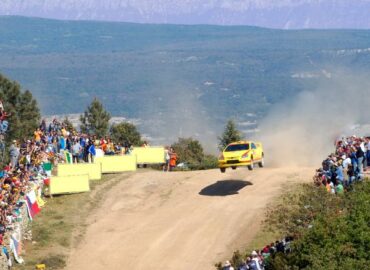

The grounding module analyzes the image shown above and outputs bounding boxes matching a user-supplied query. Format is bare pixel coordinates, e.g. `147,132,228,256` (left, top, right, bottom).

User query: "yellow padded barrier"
50,175,90,195
57,163,102,181
95,155,137,173
132,147,165,164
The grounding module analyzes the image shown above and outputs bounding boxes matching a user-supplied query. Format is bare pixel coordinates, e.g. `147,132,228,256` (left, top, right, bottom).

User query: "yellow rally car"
218,141,264,173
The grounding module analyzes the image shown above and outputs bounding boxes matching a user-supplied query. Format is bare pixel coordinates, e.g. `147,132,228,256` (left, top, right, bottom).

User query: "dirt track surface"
67,167,313,270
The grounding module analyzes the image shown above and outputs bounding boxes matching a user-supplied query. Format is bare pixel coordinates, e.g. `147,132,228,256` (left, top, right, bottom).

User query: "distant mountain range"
1,0,370,29
1,16,370,144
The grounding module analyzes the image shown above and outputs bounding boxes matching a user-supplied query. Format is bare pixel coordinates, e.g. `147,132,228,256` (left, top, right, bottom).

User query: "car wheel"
220,168,226,173
248,161,254,171
258,158,264,168
232,166,237,170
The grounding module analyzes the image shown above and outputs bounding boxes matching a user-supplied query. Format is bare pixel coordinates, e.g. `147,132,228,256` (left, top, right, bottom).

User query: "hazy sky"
1,0,370,28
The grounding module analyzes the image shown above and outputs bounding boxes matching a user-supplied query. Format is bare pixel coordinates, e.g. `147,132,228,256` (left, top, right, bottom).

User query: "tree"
0,74,40,142
171,137,218,170
80,98,111,137
172,137,204,165
218,120,242,150
110,122,142,146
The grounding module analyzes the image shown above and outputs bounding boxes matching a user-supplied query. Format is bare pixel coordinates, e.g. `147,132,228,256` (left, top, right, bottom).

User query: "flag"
10,234,24,264
26,190,41,220
65,151,72,164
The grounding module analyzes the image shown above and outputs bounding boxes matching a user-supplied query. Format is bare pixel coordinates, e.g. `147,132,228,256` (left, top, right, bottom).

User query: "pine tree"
80,98,111,137
0,74,40,142
110,122,142,146
218,120,242,150
16,90,41,139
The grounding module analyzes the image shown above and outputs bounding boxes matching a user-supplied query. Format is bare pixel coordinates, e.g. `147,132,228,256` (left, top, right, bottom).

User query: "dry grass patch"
14,173,131,270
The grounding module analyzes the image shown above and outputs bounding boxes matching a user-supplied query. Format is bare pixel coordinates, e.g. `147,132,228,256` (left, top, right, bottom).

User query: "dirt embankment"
67,167,313,270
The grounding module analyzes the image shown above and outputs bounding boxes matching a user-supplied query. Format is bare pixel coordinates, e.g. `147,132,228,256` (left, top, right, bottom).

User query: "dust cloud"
141,82,218,153
257,71,370,167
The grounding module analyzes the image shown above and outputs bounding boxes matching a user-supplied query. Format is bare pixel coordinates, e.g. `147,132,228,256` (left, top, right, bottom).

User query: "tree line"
0,73,243,168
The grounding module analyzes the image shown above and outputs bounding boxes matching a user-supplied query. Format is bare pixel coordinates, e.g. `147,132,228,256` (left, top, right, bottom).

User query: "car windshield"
225,144,249,152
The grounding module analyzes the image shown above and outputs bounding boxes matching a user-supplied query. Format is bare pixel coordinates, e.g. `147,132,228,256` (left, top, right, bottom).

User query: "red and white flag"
26,190,40,220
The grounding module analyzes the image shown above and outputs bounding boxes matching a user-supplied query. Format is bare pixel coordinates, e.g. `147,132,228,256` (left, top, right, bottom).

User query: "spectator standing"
34,128,43,144
365,137,370,170
59,135,66,153
72,140,82,163
88,140,96,163
40,119,47,133
163,146,170,172
355,143,364,178
66,136,72,152
335,164,344,184
169,147,178,171
9,140,19,169
0,108,10,134
105,139,115,155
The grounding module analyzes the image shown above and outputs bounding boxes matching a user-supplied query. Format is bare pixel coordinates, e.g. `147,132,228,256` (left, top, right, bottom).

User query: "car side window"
252,143,256,149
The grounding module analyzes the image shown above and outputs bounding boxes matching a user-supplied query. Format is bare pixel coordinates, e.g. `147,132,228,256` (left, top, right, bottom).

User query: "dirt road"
67,167,313,270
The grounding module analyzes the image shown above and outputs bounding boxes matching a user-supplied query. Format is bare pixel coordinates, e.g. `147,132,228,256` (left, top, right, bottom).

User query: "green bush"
171,138,218,170
268,181,370,270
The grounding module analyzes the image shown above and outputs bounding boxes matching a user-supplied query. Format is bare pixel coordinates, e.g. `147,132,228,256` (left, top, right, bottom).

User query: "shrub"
268,181,370,270
171,137,218,170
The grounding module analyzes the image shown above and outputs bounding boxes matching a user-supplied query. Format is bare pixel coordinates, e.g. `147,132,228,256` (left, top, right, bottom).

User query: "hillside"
1,16,370,143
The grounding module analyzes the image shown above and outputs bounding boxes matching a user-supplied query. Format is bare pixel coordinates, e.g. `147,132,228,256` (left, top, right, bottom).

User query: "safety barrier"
95,155,137,173
57,163,102,181
49,175,90,195
132,147,165,164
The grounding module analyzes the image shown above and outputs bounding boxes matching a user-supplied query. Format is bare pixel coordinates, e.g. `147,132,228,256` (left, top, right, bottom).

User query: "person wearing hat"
248,251,262,270
223,260,234,270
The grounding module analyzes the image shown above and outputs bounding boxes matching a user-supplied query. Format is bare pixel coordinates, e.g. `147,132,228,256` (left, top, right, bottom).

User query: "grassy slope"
13,173,131,270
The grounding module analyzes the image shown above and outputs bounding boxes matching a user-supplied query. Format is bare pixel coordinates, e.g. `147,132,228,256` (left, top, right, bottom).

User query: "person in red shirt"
169,147,178,171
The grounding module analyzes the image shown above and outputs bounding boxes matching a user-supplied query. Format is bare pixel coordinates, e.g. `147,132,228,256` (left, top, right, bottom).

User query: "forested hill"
1,16,370,141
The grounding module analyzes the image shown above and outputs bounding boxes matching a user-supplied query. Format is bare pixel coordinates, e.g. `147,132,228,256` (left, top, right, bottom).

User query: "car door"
251,142,261,160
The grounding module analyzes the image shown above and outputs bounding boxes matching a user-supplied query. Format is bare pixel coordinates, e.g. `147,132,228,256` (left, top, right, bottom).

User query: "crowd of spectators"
0,117,138,267
313,135,370,194
223,237,293,270
0,127,53,267
35,118,132,164
0,110,181,268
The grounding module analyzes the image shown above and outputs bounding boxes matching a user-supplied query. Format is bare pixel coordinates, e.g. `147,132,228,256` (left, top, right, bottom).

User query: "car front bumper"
218,159,252,168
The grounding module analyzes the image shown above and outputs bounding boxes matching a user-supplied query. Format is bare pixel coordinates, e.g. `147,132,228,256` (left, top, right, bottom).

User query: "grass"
13,173,131,270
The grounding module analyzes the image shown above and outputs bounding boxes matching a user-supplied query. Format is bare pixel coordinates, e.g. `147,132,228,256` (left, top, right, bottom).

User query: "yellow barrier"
50,175,90,195
57,163,102,181
95,155,137,173
132,147,165,164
